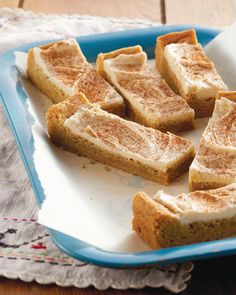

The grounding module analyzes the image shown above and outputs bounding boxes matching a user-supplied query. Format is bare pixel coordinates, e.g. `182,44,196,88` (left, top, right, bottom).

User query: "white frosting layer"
203,98,236,152
189,161,236,185
104,51,194,124
106,52,147,69
104,52,153,118
104,52,194,128
64,105,194,172
164,43,227,99
32,39,78,97
189,97,236,184
31,39,123,108
154,186,236,224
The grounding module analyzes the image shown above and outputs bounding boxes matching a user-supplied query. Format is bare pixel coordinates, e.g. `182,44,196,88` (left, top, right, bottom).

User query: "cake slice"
189,91,236,191
132,183,236,248
27,38,125,115
46,93,195,185
96,46,194,132
155,29,228,117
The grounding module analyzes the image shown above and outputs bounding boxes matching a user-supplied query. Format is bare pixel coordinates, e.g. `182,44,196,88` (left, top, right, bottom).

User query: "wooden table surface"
1,0,236,294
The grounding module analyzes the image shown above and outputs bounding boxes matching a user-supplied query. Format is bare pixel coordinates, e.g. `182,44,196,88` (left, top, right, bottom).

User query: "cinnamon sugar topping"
103,50,194,122
117,75,190,115
64,105,194,171
166,43,224,84
190,98,236,184
40,39,86,68
153,184,236,223
36,39,123,106
203,98,236,149
75,68,119,104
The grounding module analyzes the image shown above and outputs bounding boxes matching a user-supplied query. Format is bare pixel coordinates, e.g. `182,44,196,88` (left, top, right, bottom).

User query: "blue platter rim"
1,24,235,269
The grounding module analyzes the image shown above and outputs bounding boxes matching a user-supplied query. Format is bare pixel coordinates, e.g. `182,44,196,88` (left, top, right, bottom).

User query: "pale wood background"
0,0,236,295
1,0,236,26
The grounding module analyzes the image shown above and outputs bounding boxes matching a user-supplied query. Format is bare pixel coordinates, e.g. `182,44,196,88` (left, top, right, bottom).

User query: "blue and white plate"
1,24,236,269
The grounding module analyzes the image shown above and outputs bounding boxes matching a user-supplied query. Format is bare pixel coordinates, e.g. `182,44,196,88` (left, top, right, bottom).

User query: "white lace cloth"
0,8,193,293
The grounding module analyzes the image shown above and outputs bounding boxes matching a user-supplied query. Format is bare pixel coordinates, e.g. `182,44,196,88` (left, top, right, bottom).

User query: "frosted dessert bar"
27,38,125,115
155,29,227,117
189,91,236,191
46,93,195,185
132,183,236,248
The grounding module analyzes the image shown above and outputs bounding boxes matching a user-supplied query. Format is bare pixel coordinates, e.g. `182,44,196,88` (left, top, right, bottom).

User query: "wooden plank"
165,0,236,27
0,0,19,7
23,0,161,22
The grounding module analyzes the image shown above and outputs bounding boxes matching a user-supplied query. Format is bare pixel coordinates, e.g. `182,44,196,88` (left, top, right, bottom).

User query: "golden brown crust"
132,187,236,248
96,45,143,80
217,91,236,103
132,192,174,248
156,29,198,48
46,93,90,146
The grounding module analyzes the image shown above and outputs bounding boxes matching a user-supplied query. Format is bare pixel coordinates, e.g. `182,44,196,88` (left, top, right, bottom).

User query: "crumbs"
82,160,96,169
81,159,96,169
81,161,111,171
